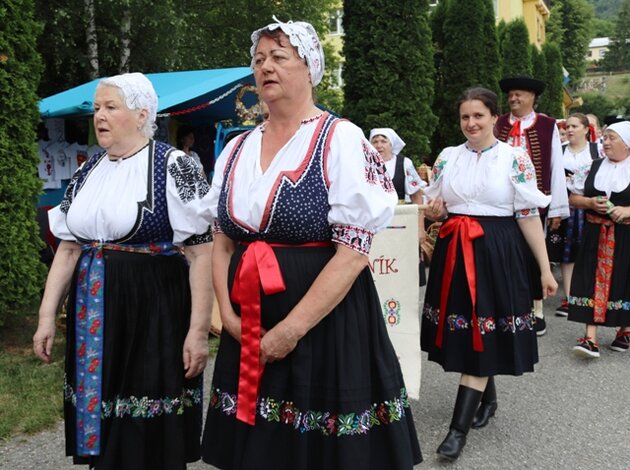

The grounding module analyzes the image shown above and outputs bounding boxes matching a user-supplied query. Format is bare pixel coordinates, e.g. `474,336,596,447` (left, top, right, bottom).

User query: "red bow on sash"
231,241,286,425
586,213,618,323
508,119,522,147
436,216,485,352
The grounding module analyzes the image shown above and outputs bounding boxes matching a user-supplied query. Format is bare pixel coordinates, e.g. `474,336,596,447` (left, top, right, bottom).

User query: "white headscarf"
250,16,325,87
607,121,630,148
98,72,158,124
369,128,406,156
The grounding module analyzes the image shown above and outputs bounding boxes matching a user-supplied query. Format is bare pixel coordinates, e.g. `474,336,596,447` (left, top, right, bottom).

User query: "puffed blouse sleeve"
326,121,397,255
403,157,426,196
566,162,591,196
206,136,239,236
510,147,552,218
48,163,86,241
165,150,214,246
423,148,451,200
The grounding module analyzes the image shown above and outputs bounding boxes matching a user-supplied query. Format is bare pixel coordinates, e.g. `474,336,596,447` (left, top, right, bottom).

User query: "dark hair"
456,87,499,117
567,112,589,129
176,125,194,149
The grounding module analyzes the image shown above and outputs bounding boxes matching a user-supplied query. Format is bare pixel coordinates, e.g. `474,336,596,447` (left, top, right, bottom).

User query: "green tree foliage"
574,92,625,123
601,0,630,71
0,0,46,325
531,45,546,86
547,0,594,84
430,0,500,153
35,1,342,110
587,0,625,19
480,0,501,96
343,0,437,161
501,18,532,78
539,42,564,118
591,18,614,38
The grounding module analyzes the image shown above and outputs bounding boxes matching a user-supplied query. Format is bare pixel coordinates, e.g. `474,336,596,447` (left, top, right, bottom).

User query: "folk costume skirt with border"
546,204,586,263
568,216,630,327
64,249,202,469
421,215,539,376
201,244,422,470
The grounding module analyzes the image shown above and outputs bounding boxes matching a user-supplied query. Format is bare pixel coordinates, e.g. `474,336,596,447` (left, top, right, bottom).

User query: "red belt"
585,213,628,323
436,216,485,352
231,240,332,425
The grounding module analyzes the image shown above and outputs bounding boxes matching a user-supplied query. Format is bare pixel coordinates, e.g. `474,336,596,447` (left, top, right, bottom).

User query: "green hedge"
0,0,46,326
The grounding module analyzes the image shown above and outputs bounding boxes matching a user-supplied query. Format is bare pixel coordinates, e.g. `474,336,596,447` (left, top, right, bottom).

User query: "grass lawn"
0,313,65,440
0,310,220,441
582,71,630,100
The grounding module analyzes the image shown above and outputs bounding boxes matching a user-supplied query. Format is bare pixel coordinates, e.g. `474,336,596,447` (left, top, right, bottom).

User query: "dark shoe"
436,385,483,461
555,298,569,317
610,330,630,352
535,317,547,336
472,376,497,429
573,336,600,358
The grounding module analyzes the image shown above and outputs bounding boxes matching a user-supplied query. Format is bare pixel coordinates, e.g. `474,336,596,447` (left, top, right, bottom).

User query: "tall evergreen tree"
431,0,500,151
479,0,501,96
501,18,532,78
343,0,437,160
531,45,547,110
540,41,564,118
546,0,593,84
0,0,46,325
429,0,449,160
601,0,630,71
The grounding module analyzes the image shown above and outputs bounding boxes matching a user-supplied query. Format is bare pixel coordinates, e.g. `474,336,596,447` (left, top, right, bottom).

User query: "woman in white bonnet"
33,72,214,469
567,120,630,357
202,17,422,469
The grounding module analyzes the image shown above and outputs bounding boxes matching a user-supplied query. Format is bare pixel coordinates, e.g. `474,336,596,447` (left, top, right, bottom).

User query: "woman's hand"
183,329,209,379
259,320,300,365
547,217,561,231
591,195,610,214
540,270,558,299
608,205,630,224
33,316,56,364
427,197,447,221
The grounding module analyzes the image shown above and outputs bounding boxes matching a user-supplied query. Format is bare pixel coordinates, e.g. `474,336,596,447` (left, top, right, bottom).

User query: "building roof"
589,37,610,48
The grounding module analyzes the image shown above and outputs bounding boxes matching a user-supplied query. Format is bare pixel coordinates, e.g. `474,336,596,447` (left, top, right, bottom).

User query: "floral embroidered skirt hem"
568,222,630,327
421,217,539,376
201,245,422,470
546,205,585,263
64,250,202,470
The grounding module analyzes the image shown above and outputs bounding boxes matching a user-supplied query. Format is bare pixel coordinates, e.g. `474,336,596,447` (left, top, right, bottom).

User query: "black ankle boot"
472,376,497,429
437,385,483,461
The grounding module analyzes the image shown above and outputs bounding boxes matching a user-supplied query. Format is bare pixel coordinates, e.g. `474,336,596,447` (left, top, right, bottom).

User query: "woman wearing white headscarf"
567,121,630,357
33,73,214,469
201,17,421,470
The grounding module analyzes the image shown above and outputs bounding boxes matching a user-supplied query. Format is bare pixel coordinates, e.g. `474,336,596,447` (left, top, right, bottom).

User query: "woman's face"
370,135,393,160
603,130,630,162
183,132,195,148
253,34,311,105
93,85,145,153
459,99,497,148
558,127,567,143
566,117,589,146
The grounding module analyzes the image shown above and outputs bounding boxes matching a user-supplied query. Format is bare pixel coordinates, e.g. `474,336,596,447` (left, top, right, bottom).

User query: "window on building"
332,66,344,89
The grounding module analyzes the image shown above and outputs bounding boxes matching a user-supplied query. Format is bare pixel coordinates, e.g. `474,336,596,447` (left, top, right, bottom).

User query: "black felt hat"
499,76,546,96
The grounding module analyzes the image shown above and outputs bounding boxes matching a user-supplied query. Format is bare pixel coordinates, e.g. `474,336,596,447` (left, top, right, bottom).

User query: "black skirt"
568,220,630,327
64,250,202,470
546,206,586,263
202,244,422,470
421,216,539,376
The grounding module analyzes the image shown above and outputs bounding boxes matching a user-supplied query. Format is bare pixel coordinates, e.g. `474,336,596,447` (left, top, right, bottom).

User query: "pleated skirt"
64,250,202,469
546,205,586,263
202,244,422,470
421,216,539,376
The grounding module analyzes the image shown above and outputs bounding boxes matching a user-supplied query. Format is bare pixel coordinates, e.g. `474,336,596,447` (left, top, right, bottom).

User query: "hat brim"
499,77,546,96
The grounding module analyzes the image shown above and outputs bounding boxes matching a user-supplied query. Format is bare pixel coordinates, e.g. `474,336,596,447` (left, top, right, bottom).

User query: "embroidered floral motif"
568,295,630,311
331,223,374,255
208,386,410,437
362,141,394,193
423,304,533,334
431,154,447,184
64,377,201,419
167,155,210,203
184,229,213,246
511,150,536,184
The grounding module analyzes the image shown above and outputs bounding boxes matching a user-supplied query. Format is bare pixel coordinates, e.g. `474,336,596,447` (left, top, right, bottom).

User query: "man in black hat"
495,76,569,336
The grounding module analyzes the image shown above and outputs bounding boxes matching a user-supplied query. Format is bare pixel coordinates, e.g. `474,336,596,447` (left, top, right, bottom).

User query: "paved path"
2,291,628,469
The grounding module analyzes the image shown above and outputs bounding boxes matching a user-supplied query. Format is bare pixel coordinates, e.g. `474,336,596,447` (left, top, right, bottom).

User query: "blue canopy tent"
39,67,256,123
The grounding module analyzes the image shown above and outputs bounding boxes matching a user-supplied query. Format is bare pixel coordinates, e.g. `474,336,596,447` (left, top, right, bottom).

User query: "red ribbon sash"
230,240,331,425
585,213,619,323
436,216,485,352
508,119,522,147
